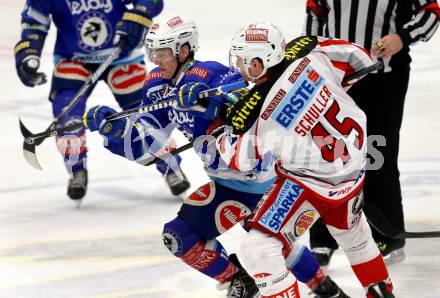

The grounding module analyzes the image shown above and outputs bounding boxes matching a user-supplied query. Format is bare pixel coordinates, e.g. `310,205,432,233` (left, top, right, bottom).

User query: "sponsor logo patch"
215,200,251,234
284,36,317,62
258,180,303,233
145,70,164,84
109,64,146,94
245,27,269,42
272,65,324,130
181,241,218,271
54,60,90,81
254,272,272,278
186,66,209,79
288,57,311,84
184,182,215,206
329,187,353,197
261,89,286,120
294,210,317,236
167,16,183,28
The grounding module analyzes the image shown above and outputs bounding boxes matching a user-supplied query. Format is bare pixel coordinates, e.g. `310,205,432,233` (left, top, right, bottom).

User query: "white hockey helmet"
146,16,199,56
230,21,286,80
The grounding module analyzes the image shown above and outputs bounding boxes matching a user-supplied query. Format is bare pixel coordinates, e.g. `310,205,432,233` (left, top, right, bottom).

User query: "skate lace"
227,278,244,298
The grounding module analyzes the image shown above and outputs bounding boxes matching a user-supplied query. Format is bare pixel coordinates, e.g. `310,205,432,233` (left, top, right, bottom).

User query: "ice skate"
367,281,395,298
377,239,405,265
312,247,335,267
67,169,88,208
217,254,260,298
313,276,350,298
165,170,190,197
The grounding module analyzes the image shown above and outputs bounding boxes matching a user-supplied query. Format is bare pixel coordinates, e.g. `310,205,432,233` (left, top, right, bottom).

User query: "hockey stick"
364,203,440,239
21,80,248,169
19,44,124,169
344,61,383,83
143,62,384,166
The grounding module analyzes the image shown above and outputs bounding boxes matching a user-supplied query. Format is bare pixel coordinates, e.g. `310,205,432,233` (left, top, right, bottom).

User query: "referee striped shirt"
304,0,440,71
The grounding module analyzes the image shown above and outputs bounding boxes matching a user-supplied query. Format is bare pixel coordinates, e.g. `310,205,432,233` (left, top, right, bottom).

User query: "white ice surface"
1,0,439,297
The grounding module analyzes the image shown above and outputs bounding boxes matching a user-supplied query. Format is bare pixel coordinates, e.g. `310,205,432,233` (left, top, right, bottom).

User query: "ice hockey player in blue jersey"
14,0,190,207
83,16,349,297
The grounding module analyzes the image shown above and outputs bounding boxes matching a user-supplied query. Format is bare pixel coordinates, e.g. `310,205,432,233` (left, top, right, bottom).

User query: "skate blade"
73,199,84,209
384,248,405,265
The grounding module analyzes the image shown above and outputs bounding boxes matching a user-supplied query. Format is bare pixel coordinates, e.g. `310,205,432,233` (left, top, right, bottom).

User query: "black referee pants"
310,66,410,248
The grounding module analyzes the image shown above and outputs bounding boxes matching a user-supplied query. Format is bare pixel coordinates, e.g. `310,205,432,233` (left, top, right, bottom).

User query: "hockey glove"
113,6,153,52
177,82,210,108
14,34,47,87
84,106,128,141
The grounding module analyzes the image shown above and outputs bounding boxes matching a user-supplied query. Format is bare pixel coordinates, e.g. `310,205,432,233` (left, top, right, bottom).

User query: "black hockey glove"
113,7,153,52
14,33,47,87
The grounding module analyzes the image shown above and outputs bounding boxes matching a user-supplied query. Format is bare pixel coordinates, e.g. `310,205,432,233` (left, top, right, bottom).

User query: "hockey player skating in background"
14,0,190,206
84,16,350,298
209,22,396,297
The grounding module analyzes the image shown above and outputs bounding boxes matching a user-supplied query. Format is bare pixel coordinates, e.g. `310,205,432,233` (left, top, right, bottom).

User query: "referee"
304,0,440,266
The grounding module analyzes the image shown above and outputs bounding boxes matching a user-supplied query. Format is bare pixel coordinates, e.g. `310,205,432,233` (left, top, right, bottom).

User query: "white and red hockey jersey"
220,37,373,201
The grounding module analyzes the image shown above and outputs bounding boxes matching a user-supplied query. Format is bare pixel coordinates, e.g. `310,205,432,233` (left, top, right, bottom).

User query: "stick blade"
19,117,46,146
23,140,43,170
19,118,43,170
364,203,440,239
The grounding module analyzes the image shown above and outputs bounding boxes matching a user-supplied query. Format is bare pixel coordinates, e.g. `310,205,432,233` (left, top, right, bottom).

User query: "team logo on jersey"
66,0,113,15
184,182,216,206
162,228,183,256
77,11,112,51
258,180,303,233
272,65,324,130
294,210,317,236
215,200,251,234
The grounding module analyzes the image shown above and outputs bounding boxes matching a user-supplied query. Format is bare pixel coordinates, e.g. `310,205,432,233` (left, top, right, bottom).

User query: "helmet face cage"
230,21,285,80
146,16,199,60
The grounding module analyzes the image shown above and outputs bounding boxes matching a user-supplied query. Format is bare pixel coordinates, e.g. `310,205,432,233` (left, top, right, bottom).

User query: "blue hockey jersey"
106,60,276,194
20,0,163,64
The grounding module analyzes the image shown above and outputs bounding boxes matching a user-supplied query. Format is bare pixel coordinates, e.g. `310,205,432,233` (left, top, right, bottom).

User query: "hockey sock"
163,216,236,283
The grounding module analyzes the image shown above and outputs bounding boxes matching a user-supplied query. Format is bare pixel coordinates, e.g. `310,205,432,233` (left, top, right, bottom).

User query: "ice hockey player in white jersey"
214,22,396,297
84,16,351,298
